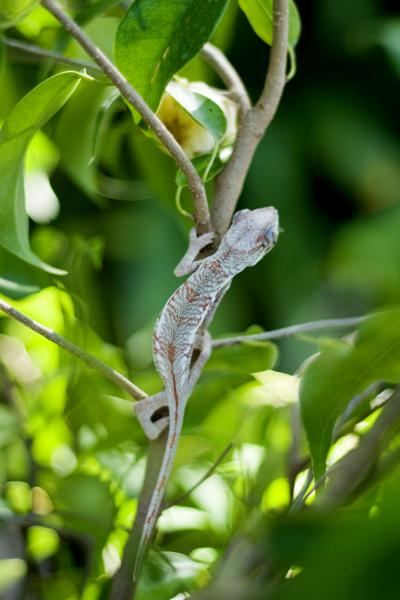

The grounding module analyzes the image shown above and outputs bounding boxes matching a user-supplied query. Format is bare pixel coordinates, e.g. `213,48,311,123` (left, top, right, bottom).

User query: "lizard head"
220,206,279,273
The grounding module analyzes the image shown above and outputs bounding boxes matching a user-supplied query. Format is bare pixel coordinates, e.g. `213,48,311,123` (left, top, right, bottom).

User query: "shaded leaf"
300,309,400,479
0,246,49,299
56,81,115,201
114,0,229,113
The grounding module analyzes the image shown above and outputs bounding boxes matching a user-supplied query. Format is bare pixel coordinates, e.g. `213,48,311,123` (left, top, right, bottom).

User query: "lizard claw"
196,231,216,248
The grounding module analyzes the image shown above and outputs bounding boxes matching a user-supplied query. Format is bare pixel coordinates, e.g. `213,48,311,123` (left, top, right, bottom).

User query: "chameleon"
133,206,279,576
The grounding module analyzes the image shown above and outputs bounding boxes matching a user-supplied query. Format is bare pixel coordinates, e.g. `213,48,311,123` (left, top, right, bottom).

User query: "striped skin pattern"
134,207,279,577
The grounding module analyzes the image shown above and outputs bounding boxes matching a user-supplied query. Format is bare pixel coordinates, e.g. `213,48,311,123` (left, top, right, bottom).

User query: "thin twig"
40,0,211,233
4,37,100,72
212,316,366,348
201,43,251,114
0,298,146,400
164,442,234,509
211,0,289,235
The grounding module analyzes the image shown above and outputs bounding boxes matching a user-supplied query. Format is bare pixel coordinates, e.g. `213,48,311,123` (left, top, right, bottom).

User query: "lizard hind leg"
134,391,169,440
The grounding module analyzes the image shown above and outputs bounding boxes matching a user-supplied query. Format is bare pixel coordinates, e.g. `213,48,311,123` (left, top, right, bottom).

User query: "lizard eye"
261,225,276,247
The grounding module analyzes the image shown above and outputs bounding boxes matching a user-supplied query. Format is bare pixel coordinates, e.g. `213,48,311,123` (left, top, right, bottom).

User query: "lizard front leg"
174,228,215,277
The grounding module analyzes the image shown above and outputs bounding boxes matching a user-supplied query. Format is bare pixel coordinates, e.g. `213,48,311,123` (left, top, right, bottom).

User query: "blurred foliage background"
0,0,399,598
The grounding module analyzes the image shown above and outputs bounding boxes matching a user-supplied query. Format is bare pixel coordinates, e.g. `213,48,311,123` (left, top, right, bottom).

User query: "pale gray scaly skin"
133,206,279,578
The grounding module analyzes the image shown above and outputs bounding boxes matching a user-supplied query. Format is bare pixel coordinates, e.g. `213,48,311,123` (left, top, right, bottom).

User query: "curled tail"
133,413,182,580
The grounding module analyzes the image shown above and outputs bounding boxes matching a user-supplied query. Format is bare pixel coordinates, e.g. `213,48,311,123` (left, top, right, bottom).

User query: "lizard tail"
133,412,183,581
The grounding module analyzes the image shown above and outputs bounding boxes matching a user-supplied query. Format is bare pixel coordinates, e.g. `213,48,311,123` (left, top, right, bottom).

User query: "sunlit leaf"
300,309,400,479
0,0,38,28
239,0,301,47
114,0,229,114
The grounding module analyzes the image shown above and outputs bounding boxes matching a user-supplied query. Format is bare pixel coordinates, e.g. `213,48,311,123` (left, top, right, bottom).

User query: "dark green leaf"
0,246,50,299
114,0,229,113
239,0,301,47
300,309,400,479
0,71,83,275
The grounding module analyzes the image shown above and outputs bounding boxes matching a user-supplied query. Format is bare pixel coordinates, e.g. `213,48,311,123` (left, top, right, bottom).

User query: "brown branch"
40,0,211,233
0,298,146,400
212,316,366,348
109,431,168,600
210,0,289,236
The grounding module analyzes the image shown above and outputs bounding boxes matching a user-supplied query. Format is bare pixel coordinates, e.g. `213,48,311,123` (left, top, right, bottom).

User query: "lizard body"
133,206,279,576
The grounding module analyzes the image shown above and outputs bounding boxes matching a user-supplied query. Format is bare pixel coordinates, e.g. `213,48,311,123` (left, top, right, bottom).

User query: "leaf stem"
0,298,146,400
40,0,211,233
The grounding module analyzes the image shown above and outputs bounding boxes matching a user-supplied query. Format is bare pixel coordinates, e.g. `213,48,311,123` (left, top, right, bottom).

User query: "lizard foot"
134,391,169,439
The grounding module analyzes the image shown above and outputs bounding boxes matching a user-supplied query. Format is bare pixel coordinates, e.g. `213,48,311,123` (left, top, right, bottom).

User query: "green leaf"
176,153,225,188
168,81,227,141
114,0,229,113
0,0,38,28
300,309,400,479
56,81,115,201
239,0,301,47
206,339,278,374
0,71,83,275
0,245,50,299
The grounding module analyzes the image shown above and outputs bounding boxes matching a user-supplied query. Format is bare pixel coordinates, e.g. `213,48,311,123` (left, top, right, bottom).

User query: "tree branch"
210,0,289,236
0,298,146,401
109,431,168,600
201,43,251,114
212,316,366,348
40,0,211,233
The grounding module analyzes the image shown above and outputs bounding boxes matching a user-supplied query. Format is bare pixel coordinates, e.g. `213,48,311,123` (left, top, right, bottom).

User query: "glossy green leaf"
300,309,400,479
0,0,38,28
114,0,229,113
0,72,83,275
239,0,301,47
168,81,227,141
